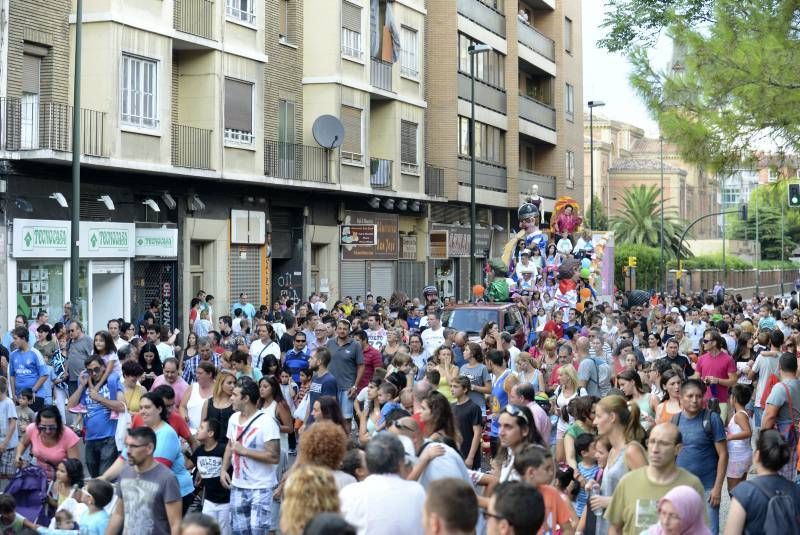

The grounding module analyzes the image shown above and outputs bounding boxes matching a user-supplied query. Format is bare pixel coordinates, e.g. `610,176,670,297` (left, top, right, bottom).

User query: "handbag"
114,404,132,452
293,393,310,421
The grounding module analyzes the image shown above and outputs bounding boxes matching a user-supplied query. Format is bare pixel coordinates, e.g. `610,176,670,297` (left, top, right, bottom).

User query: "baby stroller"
5,465,49,524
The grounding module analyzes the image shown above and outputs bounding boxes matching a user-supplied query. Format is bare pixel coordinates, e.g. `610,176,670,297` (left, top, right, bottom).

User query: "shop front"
339,211,399,300
133,225,179,331
429,224,491,302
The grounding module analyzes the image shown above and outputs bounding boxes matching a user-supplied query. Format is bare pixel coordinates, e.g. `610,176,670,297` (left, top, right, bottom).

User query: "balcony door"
278,99,296,178
21,54,41,150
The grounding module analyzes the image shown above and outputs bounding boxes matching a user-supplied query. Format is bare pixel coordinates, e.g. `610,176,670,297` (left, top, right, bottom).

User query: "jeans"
704,488,720,535
754,406,764,428
85,436,118,478
337,388,355,419
203,500,231,535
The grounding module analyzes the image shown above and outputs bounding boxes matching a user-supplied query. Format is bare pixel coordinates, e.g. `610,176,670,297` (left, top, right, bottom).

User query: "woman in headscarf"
645,485,710,535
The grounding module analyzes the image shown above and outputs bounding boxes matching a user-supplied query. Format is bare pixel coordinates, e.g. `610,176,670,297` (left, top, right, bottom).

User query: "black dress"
206,397,234,441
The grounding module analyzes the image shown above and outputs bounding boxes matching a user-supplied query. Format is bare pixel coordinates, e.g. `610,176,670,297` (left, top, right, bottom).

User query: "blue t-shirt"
9,348,49,398
675,410,726,489
79,509,110,535
490,369,513,437
81,373,121,441
121,423,194,497
307,371,338,424
284,349,310,382
378,401,402,426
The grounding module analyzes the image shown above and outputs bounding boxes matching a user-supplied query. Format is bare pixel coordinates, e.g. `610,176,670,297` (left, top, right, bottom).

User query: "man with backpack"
575,336,611,398
760,352,800,481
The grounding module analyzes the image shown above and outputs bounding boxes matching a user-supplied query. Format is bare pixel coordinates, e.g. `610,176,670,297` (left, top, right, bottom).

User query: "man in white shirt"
420,314,445,355
339,433,425,535
107,319,128,351
249,323,280,371
683,309,706,354
365,313,388,350
501,332,521,372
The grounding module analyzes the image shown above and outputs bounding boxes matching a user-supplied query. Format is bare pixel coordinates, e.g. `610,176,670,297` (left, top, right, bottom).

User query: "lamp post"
70,0,83,309
588,101,605,230
659,136,665,295
468,43,491,290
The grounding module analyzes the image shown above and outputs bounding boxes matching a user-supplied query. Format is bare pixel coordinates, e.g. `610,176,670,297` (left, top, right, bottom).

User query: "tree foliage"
615,243,661,291
729,180,800,260
609,185,691,258
585,195,609,231
601,0,800,170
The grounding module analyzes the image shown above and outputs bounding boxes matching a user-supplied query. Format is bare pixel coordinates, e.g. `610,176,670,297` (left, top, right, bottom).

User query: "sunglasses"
87,367,103,374
502,405,530,425
38,424,58,432
295,339,307,343
483,511,505,522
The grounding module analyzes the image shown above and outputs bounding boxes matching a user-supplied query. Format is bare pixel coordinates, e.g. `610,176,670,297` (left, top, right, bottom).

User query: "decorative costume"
554,259,580,322
502,200,549,270
551,197,583,237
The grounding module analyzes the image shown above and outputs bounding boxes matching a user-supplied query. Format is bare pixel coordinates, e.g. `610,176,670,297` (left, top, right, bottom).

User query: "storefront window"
16,261,64,323
75,261,90,328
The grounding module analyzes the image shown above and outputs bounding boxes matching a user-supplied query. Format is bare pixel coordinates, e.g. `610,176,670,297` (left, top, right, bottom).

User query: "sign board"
430,224,492,258
80,222,135,258
340,224,377,246
341,211,398,260
401,235,417,260
12,219,71,258
429,230,448,259
135,227,178,258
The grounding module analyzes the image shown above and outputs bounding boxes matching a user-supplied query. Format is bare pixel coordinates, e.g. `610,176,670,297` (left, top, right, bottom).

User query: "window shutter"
22,55,40,94
342,2,361,32
341,105,361,154
225,79,253,132
401,120,417,164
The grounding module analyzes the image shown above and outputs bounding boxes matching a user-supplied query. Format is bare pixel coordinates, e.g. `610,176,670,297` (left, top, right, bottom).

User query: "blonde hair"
212,369,236,399
558,364,579,390
279,465,340,535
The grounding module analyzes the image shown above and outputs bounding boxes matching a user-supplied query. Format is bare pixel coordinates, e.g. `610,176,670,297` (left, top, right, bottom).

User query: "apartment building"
425,0,584,301
301,0,432,301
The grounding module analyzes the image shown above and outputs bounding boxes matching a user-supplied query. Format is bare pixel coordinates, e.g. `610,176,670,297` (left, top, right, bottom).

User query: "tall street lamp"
71,0,84,309
468,43,491,290
588,101,605,230
660,136,665,295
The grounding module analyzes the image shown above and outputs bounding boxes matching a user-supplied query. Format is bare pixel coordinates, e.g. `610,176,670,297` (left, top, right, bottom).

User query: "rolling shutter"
341,105,362,155
22,55,40,94
401,120,417,165
368,261,395,300
342,2,361,32
340,261,367,299
224,78,253,132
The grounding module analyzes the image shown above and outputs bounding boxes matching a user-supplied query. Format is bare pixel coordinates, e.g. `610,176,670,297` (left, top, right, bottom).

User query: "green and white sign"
12,219,71,258
79,222,135,258
135,227,178,258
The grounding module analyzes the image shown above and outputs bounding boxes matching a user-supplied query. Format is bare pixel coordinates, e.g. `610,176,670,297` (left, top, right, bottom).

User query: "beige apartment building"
425,0,584,300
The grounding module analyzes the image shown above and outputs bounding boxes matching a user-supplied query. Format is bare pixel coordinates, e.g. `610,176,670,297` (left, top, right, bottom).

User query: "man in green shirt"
606,423,707,535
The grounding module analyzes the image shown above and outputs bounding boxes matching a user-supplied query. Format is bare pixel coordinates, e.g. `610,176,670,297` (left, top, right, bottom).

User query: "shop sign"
431,224,492,258
80,222,135,258
340,224,377,246
135,227,178,258
429,230,448,259
401,235,417,260
12,219,71,258
341,211,398,260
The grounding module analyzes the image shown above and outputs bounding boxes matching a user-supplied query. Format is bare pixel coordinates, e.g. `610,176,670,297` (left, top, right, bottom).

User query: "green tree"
729,180,800,260
585,195,609,231
610,184,691,258
601,0,800,170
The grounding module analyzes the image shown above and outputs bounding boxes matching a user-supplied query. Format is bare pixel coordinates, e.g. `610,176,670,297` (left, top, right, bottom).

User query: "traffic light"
628,256,637,268
739,204,747,221
789,183,800,207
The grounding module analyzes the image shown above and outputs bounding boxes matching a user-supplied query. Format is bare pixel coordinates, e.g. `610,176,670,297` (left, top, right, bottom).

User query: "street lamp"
468,43,491,291
588,101,605,230
660,136,665,296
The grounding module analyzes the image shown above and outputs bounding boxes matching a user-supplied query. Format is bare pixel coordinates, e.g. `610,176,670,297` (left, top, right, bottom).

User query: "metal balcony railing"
518,93,556,130
174,0,214,39
172,124,213,170
517,19,555,61
519,169,556,198
265,141,330,183
370,158,393,189
425,165,445,197
0,97,107,156
456,0,506,37
370,58,393,92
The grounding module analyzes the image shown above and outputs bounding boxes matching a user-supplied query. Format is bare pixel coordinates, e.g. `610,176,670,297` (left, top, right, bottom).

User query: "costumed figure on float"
554,259,581,322
551,197,583,241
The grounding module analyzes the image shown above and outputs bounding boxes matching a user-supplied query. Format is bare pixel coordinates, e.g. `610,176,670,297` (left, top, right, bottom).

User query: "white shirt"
249,339,280,370
684,320,707,352
366,328,387,350
156,342,173,363
507,346,522,372
339,474,425,535
421,326,445,355
226,410,280,489
113,337,129,351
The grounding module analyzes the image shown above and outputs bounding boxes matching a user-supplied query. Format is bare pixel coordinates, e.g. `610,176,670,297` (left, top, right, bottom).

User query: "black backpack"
748,477,798,533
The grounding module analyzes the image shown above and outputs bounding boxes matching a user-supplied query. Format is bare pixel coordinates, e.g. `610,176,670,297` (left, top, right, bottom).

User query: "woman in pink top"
14,405,79,480
694,329,737,422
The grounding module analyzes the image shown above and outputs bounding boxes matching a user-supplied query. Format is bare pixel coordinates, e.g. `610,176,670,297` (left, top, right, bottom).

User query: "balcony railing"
519,169,556,198
370,158,393,189
172,124,213,170
458,156,507,192
457,0,506,37
425,165,445,197
517,19,555,61
0,97,107,156
265,140,330,183
370,58,393,92
457,72,507,114
519,93,556,130
175,0,214,40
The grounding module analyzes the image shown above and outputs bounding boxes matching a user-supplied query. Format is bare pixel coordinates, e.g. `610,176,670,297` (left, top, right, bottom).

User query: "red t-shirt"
696,351,736,401
189,308,198,323
131,412,192,443
359,346,384,389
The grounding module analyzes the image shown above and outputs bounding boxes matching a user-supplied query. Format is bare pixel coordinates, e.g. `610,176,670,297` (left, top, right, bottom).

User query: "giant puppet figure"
554,258,581,322
502,197,548,269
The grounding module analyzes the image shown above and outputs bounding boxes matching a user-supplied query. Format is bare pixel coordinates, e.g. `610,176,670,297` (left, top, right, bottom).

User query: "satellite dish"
312,115,345,149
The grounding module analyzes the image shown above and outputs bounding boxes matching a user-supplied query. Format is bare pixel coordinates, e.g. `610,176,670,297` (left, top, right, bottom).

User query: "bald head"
650,422,681,445
413,380,434,402
576,336,590,353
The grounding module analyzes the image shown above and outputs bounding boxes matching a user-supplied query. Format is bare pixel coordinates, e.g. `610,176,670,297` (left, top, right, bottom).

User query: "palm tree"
610,184,691,258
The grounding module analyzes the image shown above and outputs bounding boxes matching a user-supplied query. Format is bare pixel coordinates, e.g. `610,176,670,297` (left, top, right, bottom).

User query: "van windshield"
441,309,500,334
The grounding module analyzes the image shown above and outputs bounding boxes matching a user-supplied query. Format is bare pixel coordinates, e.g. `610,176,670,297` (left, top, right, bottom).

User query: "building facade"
425,0,584,301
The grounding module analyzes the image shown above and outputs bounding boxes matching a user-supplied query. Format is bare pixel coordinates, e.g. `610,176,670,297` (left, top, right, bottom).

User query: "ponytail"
598,394,645,445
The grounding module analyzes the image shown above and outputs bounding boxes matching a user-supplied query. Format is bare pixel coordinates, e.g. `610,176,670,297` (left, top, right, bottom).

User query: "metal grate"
230,244,262,308
397,261,425,298
133,261,177,330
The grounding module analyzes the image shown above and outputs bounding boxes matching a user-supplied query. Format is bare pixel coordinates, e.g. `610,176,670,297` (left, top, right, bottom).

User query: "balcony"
517,20,555,60
458,156,508,191
370,58,393,93
174,0,214,40
519,94,556,130
457,0,506,37
265,141,330,183
425,165,445,197
370,158,393,189
457,72,507,114
519,169,556,198
172,124,213,170
0,97,107,156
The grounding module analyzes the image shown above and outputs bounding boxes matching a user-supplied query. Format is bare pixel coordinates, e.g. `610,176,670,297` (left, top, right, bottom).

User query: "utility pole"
70,0,83,309
660,136,665,295
755,190,760,294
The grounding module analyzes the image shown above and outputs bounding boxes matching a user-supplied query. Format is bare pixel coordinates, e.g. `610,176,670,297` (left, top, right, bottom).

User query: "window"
564,17,573,53
341,105,363,164
342,2,363,59
458,116,505,166
458,34,505,89
566,150,575,189
278,100,296,177
121,54,158,128
401,120,419,174
21,54,41,149
279,0,295,43
226,0,255,24
400,27,419,78
224,78,254,144
565,83,574,122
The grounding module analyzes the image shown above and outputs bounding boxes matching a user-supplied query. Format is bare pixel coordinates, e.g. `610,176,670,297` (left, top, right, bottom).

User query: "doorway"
91,262,124,334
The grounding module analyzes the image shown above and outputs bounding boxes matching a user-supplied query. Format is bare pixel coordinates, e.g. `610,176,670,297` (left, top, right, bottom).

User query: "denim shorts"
337,389,355,419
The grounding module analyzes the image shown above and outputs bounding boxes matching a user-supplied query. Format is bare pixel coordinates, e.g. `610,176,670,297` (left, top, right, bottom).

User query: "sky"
581,0,672,138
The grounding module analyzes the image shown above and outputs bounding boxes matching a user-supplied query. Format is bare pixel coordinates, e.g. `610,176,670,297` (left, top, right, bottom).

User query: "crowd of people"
2,285,800,534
